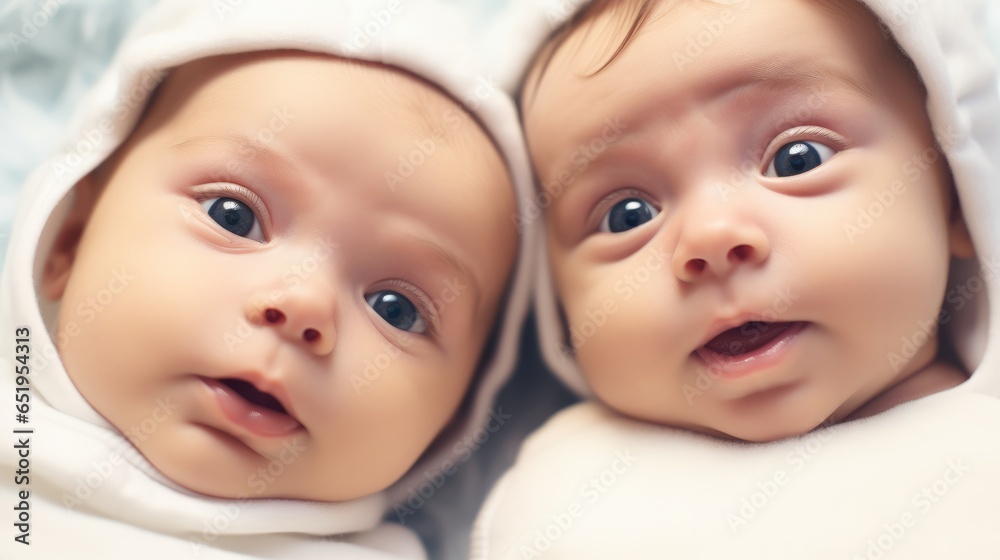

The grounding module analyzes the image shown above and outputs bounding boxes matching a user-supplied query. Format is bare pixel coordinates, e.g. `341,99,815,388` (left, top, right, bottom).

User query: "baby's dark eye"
200,197,264,242
600,198,659,233
765,141,835,177
366,291,427,334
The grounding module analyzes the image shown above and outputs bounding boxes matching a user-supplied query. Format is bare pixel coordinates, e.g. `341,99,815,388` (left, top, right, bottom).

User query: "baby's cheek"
569,283,654,366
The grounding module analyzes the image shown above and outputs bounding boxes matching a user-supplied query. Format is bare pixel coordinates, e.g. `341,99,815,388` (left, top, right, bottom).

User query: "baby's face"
526,0,969,441
46,53,517,500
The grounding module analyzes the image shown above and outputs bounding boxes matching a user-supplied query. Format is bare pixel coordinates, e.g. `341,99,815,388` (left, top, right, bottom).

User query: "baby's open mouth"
205,377,302,437
219,378,288,415
700,321,801,357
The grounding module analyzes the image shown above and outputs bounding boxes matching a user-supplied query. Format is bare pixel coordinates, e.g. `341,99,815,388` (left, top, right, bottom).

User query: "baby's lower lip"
202,378,303,437
694,321,808,379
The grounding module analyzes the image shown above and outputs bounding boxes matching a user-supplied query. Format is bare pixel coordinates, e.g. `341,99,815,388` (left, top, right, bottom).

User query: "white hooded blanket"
0,0,536,558
470,0,1000,558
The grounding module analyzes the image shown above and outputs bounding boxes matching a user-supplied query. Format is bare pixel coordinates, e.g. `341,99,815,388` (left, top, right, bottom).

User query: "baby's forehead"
365,67,458,136
146,51,503,178
366,66,502,165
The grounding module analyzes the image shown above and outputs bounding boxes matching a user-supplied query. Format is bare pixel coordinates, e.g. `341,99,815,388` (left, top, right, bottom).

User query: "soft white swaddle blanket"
474,396,1000,559
470,0,1000,557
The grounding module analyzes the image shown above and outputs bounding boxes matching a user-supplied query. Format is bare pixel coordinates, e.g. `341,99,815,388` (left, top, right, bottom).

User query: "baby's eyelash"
192,183,271,225
386,278,441,336
596,187,650,208
591,187,657,230
770,126,849,152
761,126,849,173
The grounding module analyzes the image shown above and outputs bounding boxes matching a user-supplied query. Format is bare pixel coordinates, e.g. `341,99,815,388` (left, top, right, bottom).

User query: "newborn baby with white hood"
471,0,1000,557
0,0,535,557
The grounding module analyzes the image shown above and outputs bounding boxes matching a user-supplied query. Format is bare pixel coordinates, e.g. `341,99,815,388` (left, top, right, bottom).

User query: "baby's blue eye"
200,197,264,242
600,198,659,233
765,141,835,177
366,291,427,334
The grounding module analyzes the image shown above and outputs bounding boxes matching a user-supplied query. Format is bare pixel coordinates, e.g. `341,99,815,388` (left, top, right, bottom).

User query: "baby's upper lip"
694,313,774,350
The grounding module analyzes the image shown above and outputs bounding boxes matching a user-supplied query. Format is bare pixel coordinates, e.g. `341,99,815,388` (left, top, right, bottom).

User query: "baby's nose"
670,206,770,282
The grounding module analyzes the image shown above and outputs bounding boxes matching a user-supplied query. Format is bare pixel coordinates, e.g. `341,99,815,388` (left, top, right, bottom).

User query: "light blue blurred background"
1,0,1000,273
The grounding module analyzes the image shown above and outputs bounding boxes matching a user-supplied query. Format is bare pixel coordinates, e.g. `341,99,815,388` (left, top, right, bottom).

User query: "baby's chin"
118,426,388,503
630,404,834,443
715,425,818,444
155,460,386,503
694,412,836,443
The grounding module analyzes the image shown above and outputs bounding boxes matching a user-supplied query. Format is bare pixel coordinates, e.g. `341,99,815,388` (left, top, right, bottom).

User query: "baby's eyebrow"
171,135,299,180
721,60,885,111
395,227,482,315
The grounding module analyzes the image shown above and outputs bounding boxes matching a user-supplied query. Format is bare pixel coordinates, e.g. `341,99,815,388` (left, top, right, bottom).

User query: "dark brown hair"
537,0,659,79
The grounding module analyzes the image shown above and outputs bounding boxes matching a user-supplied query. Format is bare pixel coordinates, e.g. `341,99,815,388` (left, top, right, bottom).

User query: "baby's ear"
41,175,100,301
947,199,975,260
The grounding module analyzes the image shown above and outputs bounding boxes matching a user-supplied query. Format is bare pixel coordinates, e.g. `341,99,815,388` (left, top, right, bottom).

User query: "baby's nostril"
730,245,753,261
264,308,285,324
303,328,320,342
687,258,707,274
